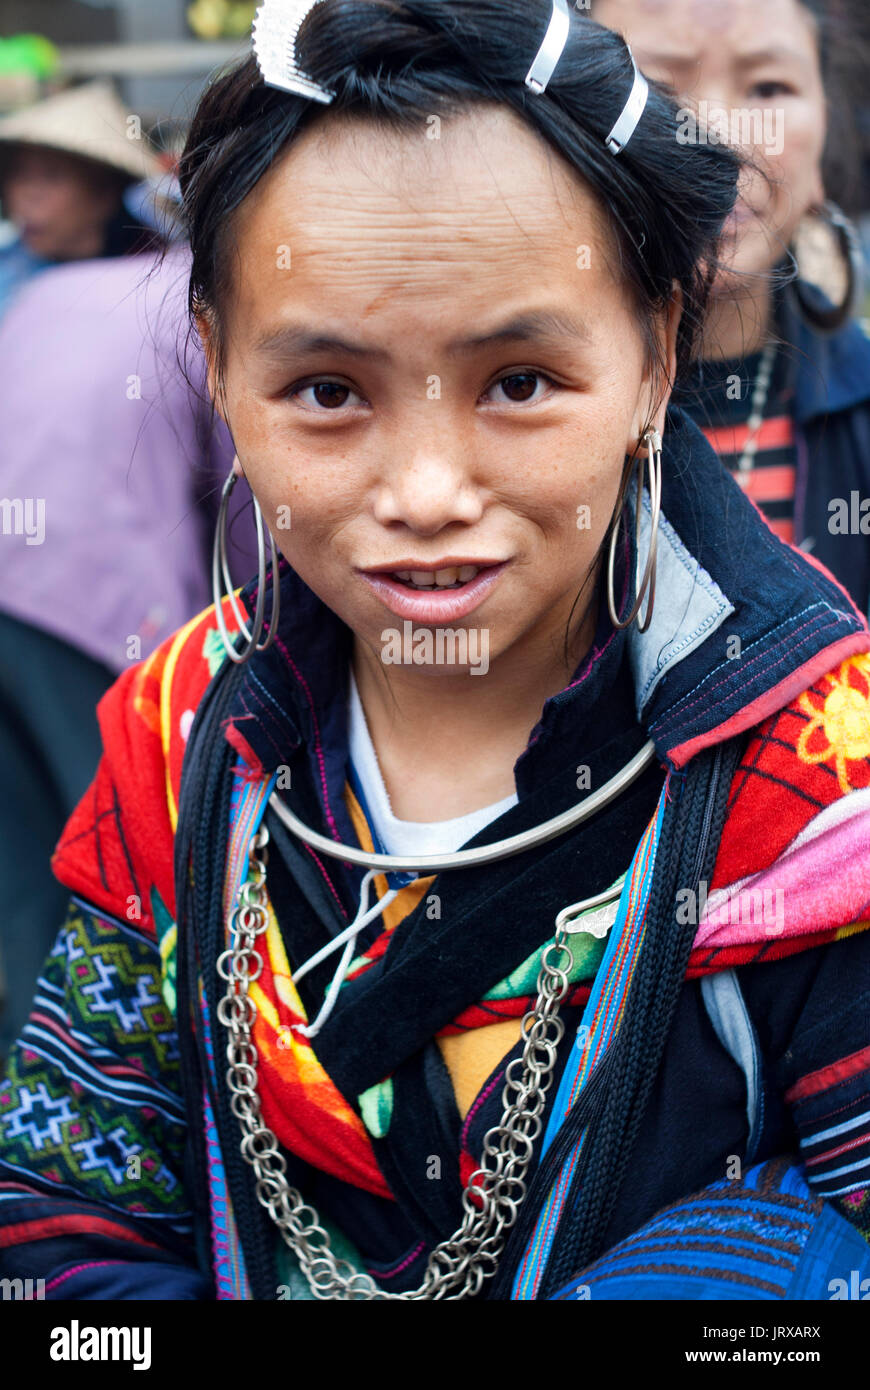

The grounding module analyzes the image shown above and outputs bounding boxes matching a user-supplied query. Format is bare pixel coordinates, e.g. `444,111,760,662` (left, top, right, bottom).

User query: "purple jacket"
0,247,257,672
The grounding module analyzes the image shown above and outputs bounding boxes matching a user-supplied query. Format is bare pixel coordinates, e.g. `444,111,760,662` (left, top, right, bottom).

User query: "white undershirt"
347,670,519,858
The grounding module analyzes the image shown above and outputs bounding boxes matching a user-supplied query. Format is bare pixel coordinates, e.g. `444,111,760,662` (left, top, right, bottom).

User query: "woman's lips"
358,561,509,623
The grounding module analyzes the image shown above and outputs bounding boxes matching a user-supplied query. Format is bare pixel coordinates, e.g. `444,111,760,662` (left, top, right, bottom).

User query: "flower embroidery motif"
202,625,237,678
797,655,870,793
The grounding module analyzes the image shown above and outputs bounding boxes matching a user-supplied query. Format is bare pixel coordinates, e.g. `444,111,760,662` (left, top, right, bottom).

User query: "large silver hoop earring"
789,200,864,335
212,464,281,664
606,427,662,634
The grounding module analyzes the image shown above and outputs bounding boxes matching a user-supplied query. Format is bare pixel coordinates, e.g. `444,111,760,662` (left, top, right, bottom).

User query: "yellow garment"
438,1019,524,1120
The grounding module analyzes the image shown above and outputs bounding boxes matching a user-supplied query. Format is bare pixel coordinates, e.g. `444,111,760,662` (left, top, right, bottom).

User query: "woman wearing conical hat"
0,79,165,319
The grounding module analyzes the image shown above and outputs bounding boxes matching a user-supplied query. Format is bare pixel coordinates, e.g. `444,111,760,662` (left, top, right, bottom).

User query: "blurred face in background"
1,144,124,261
595,0,827,299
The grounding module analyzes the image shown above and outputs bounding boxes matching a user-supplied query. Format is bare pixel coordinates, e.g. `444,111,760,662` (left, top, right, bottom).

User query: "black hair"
797,0,870,214
179,0,741,400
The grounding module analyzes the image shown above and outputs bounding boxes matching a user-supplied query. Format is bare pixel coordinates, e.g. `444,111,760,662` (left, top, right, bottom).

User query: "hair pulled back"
179,0,742,389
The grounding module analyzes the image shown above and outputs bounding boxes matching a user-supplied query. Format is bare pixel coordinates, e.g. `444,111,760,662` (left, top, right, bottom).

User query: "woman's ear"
195,311,227,423
632,283,683,445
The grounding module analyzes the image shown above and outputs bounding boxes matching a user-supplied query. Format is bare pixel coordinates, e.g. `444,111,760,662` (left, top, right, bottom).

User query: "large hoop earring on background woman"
789,199,864,335
606,428,662,633
212,461,281,663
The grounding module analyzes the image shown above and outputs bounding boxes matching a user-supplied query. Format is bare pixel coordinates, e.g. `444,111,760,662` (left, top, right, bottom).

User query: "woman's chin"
709,225,786,301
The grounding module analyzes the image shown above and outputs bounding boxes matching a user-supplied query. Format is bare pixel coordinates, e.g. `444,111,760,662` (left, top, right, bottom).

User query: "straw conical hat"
0,79,162,183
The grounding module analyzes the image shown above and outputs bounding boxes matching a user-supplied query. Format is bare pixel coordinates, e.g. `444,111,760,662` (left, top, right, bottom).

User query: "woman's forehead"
227,105,613,324
596,0,818,66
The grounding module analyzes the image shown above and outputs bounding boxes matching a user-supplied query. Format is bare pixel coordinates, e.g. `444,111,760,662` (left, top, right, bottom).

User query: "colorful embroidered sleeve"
0,899,210,1298
693,652,870,1241
787,1044,870,1243
691,653,870,974
0,602,225,1298
47,600,226,939
778,925,870,1244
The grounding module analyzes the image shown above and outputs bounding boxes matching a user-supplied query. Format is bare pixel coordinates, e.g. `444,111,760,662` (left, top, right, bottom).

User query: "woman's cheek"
762,104,825,225
541,453,622,568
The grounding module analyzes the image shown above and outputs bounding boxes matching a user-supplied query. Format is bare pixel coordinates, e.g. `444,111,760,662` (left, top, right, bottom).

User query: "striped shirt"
680,346,798,543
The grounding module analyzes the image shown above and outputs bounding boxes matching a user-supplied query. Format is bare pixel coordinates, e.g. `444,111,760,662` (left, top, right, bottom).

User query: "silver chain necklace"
217,822,585,1300
735,340,777,477
216,742,657,1298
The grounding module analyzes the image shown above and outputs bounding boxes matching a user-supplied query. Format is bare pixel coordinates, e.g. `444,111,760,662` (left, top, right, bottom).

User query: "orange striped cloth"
683,347,798,543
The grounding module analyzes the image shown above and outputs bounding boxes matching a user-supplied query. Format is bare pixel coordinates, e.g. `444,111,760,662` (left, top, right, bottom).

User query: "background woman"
595,0,870,615
0,79,164,319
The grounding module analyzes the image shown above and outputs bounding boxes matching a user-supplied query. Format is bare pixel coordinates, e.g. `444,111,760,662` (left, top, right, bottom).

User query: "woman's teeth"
393,565,481,590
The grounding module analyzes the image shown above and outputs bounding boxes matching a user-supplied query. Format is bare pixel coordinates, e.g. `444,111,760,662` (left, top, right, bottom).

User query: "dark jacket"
783,285,870,616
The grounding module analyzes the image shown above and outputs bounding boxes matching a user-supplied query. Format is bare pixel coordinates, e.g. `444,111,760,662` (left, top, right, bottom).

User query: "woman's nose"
373,445,485,534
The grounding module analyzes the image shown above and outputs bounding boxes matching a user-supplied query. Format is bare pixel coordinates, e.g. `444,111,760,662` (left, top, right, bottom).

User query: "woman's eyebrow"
634,51,700,73
635,44,810,78
734,45,812,71
252,309,591,362
252,325,390,361
449,309,592,354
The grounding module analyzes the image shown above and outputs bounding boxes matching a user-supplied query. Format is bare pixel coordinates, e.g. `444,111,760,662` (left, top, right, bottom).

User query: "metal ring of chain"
216,824,576,1300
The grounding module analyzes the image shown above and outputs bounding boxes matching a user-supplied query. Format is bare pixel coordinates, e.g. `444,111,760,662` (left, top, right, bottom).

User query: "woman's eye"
483,371,555,405
289,380,364,411
751,80,795,100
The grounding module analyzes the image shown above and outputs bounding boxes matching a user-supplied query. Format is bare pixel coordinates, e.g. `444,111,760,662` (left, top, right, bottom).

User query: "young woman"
1,0,869,1302
595,0,870,616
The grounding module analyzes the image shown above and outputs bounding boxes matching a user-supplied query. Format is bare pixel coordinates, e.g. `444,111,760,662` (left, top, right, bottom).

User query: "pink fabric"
696,789,870,948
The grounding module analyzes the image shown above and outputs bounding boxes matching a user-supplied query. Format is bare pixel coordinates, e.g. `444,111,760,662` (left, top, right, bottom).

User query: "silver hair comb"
252,0,336,104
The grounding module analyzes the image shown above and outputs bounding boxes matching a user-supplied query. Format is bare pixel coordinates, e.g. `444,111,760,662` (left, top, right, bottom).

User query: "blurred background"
0,0,252,122
6,0,869,315
0,0,263,1059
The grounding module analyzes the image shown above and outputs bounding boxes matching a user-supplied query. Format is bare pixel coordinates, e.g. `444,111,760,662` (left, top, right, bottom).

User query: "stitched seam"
664,606,832,718
43,1260,129,1294
237,675,291,756
633,492,733,705
246,666,296,724
804,1132,870,1164
638,606,730,709
795,1093,870,1125
460,1067,505,1148
301,842,349,920
657,606,840,726
273,634,341,842
367,1240,427,1280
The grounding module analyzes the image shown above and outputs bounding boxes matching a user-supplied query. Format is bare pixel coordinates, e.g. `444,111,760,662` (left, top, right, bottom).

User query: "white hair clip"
604,47,649,154
252,0,336,105
524,0,649,156
524,0,571,95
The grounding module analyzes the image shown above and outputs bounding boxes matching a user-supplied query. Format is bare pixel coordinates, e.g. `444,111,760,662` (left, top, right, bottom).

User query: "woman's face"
204,106,676,680
1,145,121,260
596,0,827,293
